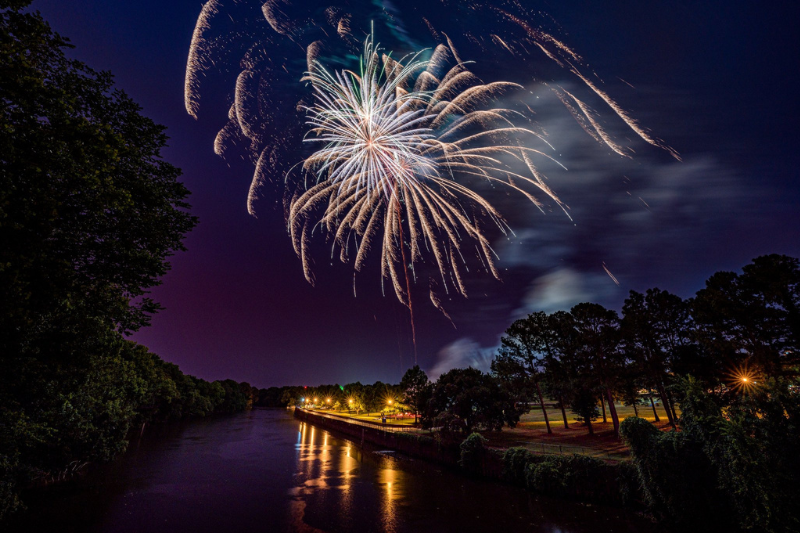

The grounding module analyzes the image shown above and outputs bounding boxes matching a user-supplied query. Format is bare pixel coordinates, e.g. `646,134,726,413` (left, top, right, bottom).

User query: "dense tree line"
0,3,251,520
384,254,799,436
277,381,407,414
487,254,799,532
622,377,799,532
492,254,800,438
285,366,519,435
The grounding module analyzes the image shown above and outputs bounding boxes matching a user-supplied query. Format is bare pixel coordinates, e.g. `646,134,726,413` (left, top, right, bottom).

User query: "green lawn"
519,400,677,428
490,400,680,461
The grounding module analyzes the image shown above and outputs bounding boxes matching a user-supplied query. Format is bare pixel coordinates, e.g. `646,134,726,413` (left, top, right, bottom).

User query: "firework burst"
184,0,679,320
292,35,564,314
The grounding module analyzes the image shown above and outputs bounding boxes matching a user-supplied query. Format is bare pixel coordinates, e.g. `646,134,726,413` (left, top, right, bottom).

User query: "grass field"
488,400,679,460
519,400,677,428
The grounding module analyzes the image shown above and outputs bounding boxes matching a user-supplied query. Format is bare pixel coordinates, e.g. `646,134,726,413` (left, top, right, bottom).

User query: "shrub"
502,447,533,485
459,433,488,472
525,455,608,498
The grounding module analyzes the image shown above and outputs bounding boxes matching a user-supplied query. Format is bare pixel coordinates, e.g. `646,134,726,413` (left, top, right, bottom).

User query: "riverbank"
301,402,676,461
293,407,646,509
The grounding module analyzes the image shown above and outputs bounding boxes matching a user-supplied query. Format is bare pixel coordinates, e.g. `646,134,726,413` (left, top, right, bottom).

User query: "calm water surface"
9,409,661,532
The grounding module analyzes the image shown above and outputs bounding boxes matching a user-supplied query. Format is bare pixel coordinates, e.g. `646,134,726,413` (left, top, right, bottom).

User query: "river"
8,409,661,532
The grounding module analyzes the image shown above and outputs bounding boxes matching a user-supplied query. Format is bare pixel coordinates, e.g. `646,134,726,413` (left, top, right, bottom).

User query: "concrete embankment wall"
293,408,463,467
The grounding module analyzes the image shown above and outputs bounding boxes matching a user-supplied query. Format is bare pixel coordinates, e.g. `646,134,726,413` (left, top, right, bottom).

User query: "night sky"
33,1,800,387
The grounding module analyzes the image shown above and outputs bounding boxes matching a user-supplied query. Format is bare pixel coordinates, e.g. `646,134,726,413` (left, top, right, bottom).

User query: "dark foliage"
0,3,251,520
425,367,520,434
622,378,800,532
458,432,488,472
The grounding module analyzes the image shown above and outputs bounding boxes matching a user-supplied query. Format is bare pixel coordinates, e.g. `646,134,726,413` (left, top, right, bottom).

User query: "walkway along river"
6,409,661,533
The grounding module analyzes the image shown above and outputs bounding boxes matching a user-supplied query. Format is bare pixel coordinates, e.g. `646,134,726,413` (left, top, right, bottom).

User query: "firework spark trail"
491,6,680,161
568,67,682,161
556,87,629,158
185,0,221,119
603,262,620,286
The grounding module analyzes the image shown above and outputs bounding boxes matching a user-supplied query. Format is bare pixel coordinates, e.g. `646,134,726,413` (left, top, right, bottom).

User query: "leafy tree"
399,365,430,424
693,255,800,379
621,289,693,426
0,1,196,355
568,303,625,436
567,383,600,434
0,2,217,519
362,381,386,413
426,368,519,434
492,312,554,433
342,382,365,414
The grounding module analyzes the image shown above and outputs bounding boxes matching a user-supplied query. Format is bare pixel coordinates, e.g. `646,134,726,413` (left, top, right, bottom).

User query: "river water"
9,409,661,533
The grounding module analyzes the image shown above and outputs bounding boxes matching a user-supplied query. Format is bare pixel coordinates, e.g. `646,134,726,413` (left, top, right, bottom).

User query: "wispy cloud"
428,337,494,380
431,82,749,369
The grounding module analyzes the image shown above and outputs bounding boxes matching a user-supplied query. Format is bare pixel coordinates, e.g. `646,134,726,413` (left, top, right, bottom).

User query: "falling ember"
602,262,620,286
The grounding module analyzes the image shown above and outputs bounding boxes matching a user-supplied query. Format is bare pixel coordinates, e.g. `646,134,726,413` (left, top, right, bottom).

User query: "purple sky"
33,0,800,387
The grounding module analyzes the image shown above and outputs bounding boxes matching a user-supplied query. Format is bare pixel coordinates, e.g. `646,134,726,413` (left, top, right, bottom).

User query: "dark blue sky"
34,1,800,387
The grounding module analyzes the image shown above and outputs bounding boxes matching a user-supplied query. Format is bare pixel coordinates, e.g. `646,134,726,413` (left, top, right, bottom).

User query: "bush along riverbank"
460,436,639,508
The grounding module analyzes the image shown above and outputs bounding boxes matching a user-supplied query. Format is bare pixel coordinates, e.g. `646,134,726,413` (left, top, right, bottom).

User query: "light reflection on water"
287,417,661,533
291,422,375,531
6,410,661,533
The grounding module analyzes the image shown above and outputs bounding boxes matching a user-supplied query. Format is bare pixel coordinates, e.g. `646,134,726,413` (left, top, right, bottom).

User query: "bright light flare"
727,365,761,395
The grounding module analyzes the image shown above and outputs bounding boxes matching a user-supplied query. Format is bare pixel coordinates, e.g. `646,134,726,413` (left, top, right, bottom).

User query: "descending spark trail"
602,262,620,286
185,0,221,119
